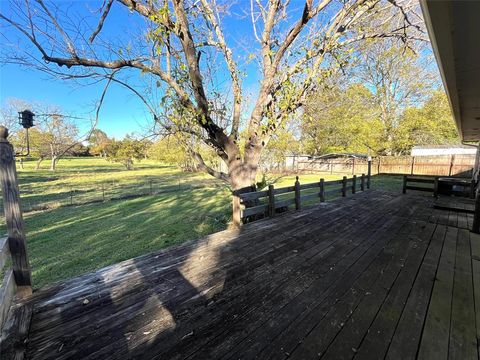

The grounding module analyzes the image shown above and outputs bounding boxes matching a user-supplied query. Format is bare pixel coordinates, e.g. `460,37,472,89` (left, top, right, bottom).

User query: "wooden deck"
1,190,480,359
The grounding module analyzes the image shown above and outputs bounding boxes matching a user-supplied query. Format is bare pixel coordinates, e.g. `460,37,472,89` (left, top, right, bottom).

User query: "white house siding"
411,147,477,156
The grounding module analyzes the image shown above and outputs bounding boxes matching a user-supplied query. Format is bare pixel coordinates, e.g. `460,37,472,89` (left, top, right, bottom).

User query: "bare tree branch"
89,0,114,43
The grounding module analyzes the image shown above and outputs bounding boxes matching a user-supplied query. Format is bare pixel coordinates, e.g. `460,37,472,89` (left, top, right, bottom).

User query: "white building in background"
285,154,310,170
411,145,477,156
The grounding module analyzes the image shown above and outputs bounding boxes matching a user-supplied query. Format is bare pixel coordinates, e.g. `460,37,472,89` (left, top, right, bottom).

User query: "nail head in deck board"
417,226,457,360
384,222,447,360
448,228,478,360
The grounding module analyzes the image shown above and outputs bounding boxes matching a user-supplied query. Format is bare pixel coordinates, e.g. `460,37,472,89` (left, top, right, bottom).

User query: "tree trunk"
35,157,44,170
50,156,58,171
125,159,133,170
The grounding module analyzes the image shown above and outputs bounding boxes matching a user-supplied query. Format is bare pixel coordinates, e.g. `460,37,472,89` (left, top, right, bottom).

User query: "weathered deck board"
384,218,446,360
448,229,477,359
1,191,478,360
417,226,457,360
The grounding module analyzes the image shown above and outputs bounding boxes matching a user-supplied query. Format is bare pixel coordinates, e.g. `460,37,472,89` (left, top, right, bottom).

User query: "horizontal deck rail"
402,175,438,196
235,173,370,223
402,175,476,198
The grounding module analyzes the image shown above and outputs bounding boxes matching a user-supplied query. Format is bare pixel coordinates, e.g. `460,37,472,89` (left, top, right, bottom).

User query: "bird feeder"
18,110,35,129
15,110,35,156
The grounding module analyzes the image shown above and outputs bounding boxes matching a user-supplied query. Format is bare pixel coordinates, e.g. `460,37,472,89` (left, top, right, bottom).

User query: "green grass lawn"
1,157,403,289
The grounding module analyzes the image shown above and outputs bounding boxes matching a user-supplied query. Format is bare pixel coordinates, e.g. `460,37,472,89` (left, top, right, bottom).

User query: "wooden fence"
0,127,32,335
296,154,476,177
0,179,218,216
233,173,370,225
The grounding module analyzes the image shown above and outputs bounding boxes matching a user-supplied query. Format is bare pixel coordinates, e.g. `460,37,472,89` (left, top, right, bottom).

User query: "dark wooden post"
352,175,357,194
268,184,275,217
449,155,455,176
0,126,32,296
377,157,381,174
342,176,347,197
402,175,407,194
320,178,325,202
433,177,439,198
410,156,415,175
367,157,372,189
232,191,242,228
472,187,480,233
361,174,365,191
470,179,476,199
295,176,301,210
352,157,355,175
102,183,105,201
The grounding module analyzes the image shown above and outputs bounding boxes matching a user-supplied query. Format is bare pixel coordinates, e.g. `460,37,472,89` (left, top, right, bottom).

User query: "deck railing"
234,174,370,224
0,126,32,333
402,175,475,198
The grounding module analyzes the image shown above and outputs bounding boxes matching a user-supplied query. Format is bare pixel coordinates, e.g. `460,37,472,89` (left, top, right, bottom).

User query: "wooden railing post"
268,184,275,217
342,176,347,197
294,176,301,210
472,187,480,233
352,175,357,194
0,126,32,296
232,191,241,228
449,154,455,176
367,157,372,189
361,174,365,192
470,179,476,199
410,156,415,175
433,177,439,198
402,175,407,194
320,178,325,202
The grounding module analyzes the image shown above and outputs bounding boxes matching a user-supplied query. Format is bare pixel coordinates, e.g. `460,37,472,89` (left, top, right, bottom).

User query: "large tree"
395,91,459,153
353,38,436,155
0,0,423,190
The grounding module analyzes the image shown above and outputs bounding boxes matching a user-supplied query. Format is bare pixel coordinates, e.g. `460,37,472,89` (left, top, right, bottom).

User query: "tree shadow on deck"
23,186,383,359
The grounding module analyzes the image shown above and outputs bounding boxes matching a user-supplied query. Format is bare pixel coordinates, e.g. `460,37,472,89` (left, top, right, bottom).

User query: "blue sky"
0,1,439,139
0,0,265,138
